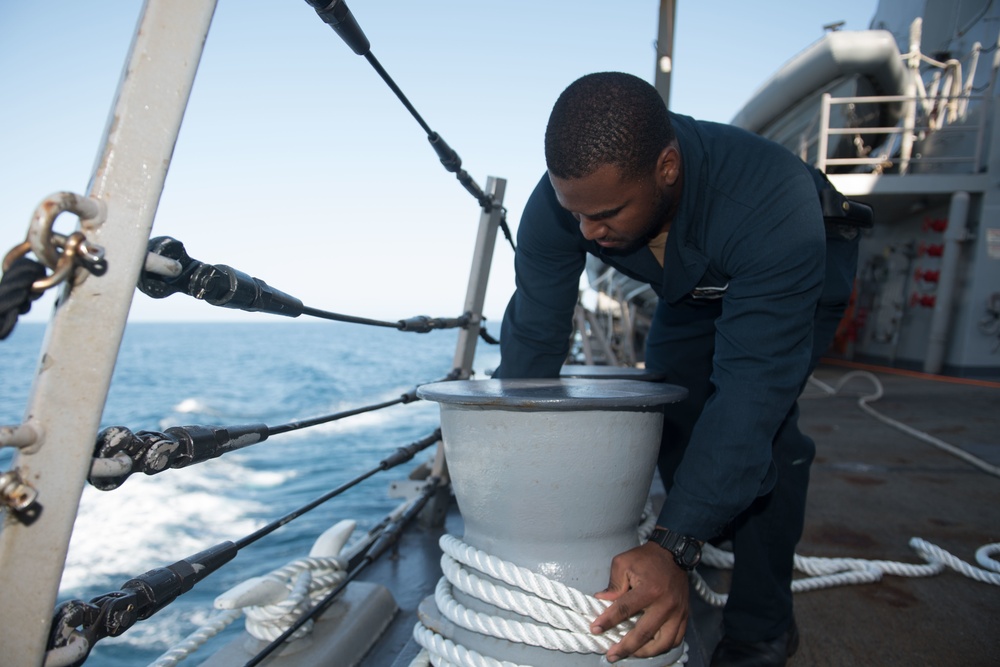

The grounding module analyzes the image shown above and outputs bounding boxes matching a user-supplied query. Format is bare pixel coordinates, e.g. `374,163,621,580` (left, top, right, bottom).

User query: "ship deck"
361,361,999,666
692,361,1000,666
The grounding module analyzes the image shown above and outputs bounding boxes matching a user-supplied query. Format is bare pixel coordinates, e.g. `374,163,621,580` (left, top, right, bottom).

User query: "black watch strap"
649,527,702,570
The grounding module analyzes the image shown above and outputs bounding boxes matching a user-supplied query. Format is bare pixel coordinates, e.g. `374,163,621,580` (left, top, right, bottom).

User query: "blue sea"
0,321,501,666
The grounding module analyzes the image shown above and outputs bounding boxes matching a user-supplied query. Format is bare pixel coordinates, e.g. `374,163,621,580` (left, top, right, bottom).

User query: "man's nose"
578,216,605,241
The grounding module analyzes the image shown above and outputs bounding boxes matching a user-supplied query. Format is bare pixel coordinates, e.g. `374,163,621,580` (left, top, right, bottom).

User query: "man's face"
549,159,677,254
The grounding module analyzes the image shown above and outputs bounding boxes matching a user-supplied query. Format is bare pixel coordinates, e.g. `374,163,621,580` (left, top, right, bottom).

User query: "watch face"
651,528,700,569
677,541,701,569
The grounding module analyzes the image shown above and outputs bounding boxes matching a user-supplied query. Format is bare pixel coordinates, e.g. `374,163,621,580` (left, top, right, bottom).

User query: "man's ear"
657,144,681,187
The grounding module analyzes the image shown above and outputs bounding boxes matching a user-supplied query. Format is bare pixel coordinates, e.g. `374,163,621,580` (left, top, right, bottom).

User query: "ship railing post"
900,18,924,175
421,176,506,527
817,93,832,173
449,176,506,380
0,2,218,664
973,32,1000,173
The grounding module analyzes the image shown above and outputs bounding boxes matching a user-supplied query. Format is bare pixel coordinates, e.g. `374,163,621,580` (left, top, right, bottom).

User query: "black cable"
299,304,401,328
0,257,47,340
364,51,433,135
499,209,516,252
479,327,500,345
234,429,440,550
303,0,520,249
269,394,412,436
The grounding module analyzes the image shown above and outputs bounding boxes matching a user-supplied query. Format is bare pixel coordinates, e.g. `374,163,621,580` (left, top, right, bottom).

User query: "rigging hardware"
138,236,302,316
0,469,42,525
139,236,481,331
302,0,516,250
1,193,109,339
50,431,442,665
2,192,108,290
47,542,238,667
89,385,430,489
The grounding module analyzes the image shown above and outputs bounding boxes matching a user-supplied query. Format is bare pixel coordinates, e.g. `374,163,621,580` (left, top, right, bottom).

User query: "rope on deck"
146,611,242,667
687,371,1000,606
805,369,1000,477
692,536,1000,608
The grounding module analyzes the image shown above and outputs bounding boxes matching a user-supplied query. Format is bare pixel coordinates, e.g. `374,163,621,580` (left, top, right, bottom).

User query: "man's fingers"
606,608,686,662
605,607,684,663
590,588,646,634
631,608,688,659
594,588,620,602
600,551,631,597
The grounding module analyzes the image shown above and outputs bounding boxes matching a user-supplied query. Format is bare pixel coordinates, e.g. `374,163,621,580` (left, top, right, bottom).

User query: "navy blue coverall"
494,113,860,641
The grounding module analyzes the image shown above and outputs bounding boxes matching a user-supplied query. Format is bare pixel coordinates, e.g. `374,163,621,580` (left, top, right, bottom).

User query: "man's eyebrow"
581,205,625,220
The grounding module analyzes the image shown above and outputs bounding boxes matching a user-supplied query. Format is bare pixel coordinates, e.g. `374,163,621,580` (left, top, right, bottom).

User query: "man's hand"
590,541,690,663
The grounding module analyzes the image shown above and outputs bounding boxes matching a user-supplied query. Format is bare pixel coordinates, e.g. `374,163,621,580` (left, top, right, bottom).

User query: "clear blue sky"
0,1,877,324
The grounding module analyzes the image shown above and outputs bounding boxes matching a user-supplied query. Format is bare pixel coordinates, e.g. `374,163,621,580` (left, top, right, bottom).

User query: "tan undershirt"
648,229,668,267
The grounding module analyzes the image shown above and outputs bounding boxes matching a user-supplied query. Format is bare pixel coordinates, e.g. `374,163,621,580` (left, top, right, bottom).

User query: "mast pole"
655,0,677,109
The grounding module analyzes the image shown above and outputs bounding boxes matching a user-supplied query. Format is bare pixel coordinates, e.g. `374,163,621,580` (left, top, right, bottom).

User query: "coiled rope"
147,554,349,667
409,501,689,667
241,556,349,640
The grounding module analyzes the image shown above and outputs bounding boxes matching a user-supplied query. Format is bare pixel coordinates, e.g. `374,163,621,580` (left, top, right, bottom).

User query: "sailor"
494,72,860,666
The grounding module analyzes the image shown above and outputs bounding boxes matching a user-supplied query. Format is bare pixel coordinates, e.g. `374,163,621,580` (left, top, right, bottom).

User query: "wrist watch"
648,527,702,570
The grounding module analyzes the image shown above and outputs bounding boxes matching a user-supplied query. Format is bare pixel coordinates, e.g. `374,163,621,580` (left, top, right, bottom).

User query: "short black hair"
545,72,674,181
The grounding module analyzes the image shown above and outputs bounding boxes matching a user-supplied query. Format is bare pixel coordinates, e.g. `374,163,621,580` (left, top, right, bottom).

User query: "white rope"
434,576,616,654
410,534,688,667
438,535,611,620
148,552,349,665
805,370,1000,477
692,536,1000,608
976,543,1000,572
412,622,533,667
677,370,1000,604
439,552,625,639
638,498,657,542
239,557,348,641
146,610,242,667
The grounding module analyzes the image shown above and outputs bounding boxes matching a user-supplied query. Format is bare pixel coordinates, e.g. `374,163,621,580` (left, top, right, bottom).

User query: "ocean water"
0,320,501,666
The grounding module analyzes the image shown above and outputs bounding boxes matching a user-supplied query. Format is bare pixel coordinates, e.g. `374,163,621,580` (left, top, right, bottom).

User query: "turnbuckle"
2,192,108,293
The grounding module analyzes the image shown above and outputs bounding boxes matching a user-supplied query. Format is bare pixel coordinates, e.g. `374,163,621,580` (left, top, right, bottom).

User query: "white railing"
815,92,989,175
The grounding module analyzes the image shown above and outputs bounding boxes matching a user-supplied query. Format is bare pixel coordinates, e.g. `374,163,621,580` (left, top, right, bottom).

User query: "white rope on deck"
240,556,348,641
692,537,1000,608
678,370,1000,605
145,520,356,667
147,610,242,667
805,370,1000,477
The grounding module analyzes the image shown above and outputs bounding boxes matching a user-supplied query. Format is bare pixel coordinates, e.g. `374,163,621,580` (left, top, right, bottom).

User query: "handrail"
815,91,989,175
